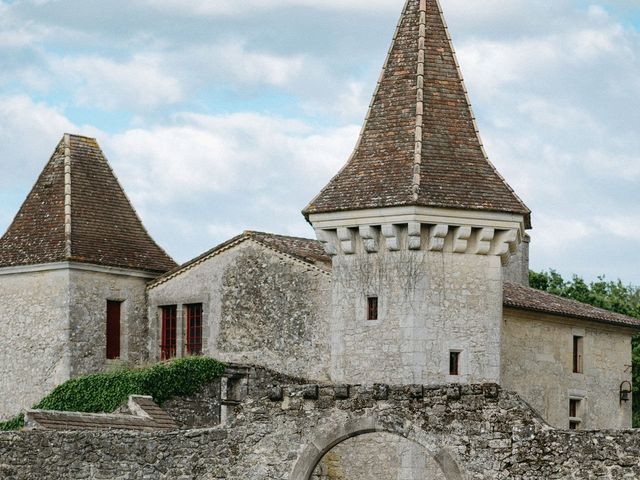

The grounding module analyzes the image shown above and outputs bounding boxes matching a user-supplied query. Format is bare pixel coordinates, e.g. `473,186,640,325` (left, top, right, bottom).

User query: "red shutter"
186,304,203,355
106,301,121,360
161,306,177,360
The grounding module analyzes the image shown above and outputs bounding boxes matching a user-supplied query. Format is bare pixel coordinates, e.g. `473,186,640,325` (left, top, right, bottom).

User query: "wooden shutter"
106,301,121,360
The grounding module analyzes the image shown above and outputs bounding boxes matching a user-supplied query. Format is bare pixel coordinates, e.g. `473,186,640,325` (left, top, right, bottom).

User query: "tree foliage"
530,270,640,427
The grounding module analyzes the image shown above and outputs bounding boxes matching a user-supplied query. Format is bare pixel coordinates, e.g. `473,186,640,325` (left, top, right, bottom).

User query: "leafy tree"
530,270,640,427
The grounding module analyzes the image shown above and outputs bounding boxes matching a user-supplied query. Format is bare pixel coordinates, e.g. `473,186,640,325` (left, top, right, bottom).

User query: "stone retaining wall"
1,380,640,479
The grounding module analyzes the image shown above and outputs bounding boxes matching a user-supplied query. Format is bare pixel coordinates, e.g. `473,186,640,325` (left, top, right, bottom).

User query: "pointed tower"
0,134,177,420
304,0,531,385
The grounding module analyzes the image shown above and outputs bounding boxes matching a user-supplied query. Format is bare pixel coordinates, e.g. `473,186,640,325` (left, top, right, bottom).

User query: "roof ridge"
411,0,427,202
433,0,531,223
80,139,177,268
63,133,72,258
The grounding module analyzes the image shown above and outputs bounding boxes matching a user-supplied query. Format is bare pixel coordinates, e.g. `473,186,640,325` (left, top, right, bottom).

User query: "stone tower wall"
0,269,71,420
68,269,150,377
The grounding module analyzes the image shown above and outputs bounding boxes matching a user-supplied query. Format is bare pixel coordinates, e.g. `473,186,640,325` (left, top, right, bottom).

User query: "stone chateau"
1,0,639,478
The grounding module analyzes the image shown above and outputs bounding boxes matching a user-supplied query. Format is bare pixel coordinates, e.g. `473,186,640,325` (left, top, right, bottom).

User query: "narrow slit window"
573,336,584,373
449,351,460,376
185,303,203,355
569,398,581,430
161,305,177,360
367,297,378,321
106,300,121,360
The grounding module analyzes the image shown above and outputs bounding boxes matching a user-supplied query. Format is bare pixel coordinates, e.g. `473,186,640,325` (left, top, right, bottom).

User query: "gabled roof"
0,134,177,273
304,0,531,228
504,282,640,329
148,230,331,288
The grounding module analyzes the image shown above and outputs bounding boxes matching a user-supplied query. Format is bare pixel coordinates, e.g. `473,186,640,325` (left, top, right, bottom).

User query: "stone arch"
289,415,464,480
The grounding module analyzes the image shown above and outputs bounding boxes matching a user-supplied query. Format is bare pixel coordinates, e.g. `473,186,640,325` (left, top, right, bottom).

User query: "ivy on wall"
0,357,225,431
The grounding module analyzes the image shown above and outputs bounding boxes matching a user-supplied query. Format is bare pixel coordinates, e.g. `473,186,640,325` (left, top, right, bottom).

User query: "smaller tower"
0,134,176,420
304,0,531,386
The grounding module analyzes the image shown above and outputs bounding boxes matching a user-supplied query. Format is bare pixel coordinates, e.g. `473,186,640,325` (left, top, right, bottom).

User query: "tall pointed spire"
304,0,531,228
0,134,177,273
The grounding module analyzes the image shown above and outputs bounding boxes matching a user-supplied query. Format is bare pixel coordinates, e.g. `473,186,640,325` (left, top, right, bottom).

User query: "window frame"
367,296,379,321
573,335,584,374
106,300,122,360
185,303,203,356
160,305,178,360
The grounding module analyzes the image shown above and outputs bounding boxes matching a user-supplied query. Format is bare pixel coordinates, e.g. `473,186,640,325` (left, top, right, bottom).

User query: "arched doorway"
311,432,448,479
289,417,463,480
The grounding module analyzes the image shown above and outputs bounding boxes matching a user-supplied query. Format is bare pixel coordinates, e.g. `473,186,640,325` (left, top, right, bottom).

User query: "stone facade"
330,249,503,385
0,268,71,421
0,264,153,420
68,269,150,376
148,239,332,381
502,307,633,429
2,378,640,479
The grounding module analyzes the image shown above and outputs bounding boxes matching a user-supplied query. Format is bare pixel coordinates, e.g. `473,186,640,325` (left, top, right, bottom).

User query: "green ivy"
0,357,225,431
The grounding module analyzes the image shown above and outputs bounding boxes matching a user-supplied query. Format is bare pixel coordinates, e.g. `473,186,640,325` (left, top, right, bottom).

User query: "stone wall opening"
311,432,448,480
288,416,463,480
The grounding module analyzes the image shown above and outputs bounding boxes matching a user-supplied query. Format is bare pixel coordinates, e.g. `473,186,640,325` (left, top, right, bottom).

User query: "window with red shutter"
185,303,203,355
106,301,121,360
161,305,177,360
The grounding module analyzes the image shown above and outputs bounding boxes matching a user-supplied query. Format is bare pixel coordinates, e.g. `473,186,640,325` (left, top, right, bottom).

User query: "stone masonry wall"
331,250,503,385
148,240,332,381
69,269,150,376
0,269,70,420
502,308,633,429
2,381,640,479
502,235,529,286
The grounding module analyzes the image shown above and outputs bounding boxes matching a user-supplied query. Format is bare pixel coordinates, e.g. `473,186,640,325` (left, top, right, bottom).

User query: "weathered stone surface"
148,240,331,381
2,377,640,479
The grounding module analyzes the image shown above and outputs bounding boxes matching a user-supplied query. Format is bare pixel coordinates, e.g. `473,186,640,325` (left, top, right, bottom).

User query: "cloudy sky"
0,0,638,283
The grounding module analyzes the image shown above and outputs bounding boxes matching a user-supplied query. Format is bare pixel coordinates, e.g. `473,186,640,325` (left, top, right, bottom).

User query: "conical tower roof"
304,0,531,228
0,134,177,273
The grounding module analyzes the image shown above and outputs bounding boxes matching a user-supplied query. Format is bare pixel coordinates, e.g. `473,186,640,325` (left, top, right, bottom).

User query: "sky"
0,0,638,284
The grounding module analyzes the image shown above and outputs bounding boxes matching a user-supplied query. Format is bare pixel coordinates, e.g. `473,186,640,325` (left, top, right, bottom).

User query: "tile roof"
303,0,531,228
0,134,177,273
149,230,331,288
504,282,640,329
24,395,177,431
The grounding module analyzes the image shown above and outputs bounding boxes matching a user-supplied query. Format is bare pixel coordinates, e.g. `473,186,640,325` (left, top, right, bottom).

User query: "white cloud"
51,55,183,110
595,216,640,240
105,112,357,208
0,95,75,182
204,41,307,88
143,0,399,16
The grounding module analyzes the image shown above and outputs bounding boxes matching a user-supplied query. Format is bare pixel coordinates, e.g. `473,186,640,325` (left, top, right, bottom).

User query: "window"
449,351,461,376
569,398,582,430
185,303,203,355
161,305,177,360
106,301,122,360
367,297,378,321
573,336,584,373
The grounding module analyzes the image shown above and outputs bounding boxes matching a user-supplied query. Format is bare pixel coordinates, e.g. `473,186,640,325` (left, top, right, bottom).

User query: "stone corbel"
381,224,401,251
469,228,495,255
337,227,356,255
428,224,448,251
315,229,338,256
452,226,472,253
359,225,380,253
408,222,422,250
491,229,518,264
